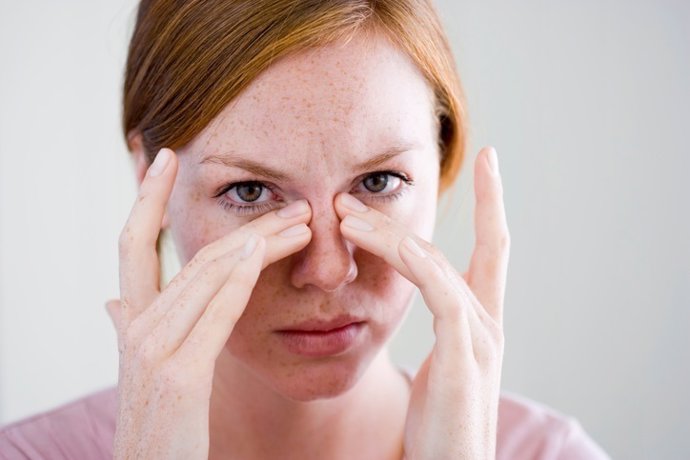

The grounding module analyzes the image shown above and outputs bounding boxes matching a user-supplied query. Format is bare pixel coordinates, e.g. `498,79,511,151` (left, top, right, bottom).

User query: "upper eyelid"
213,180,277,198
349,170,412,191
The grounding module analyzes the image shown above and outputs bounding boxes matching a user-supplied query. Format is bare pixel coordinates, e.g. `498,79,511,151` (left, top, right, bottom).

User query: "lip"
275,316,366,357
278,315,364,333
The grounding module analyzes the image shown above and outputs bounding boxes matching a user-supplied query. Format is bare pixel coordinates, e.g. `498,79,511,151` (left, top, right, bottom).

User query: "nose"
290,202,358,292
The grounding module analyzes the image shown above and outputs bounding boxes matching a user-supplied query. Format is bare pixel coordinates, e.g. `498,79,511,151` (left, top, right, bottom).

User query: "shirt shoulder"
497,390,610,460
0,387,117,460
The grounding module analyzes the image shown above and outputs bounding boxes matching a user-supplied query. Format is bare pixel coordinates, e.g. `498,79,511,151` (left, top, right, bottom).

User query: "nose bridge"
290,200,357,292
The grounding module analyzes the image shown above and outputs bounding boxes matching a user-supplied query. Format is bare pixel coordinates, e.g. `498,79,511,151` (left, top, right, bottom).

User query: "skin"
110,30,509,459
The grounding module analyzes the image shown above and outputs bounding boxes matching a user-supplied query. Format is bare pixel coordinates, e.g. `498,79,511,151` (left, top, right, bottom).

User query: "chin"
228,340,381,402
278,357,374,401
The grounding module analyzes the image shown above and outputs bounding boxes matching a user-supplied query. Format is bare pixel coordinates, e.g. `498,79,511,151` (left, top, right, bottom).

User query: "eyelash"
214,170,414,216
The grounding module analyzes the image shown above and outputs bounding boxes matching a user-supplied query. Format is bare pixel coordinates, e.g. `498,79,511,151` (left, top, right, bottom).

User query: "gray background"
1,1,688,458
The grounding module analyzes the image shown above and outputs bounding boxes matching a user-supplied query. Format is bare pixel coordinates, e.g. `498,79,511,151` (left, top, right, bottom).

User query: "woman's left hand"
335,146,510,459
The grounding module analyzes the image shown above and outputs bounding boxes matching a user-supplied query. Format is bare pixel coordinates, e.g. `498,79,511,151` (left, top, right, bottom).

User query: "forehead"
190,31,437,168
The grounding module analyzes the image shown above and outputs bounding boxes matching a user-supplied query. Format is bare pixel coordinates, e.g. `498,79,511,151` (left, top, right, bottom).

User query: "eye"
361,172,401,194
226,181,272,204
354,171,412,200
215,181,279,216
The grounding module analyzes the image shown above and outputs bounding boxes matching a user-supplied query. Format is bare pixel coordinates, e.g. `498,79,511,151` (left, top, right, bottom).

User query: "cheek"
166,186,248,264
354,250,416,325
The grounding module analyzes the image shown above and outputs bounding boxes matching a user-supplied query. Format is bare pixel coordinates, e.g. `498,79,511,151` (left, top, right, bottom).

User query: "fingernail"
486,147,499,175
342,215,374,232
402,236,427,258
277,200,309,218
279,223,310,238
148,149,171,177
241,234,259,260
340,193,369,213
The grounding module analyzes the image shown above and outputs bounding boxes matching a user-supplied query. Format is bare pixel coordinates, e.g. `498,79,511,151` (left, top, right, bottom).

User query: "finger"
142,234,262,361
399,237,500,370
140,228,297,355
156,199,310,299
105,299,123,343
334,193,417,283
335,191,497,331
178,235,266,366
467,146,510,323
335,193,465,290
192,199,313,270
129,203,311,337
118,148,177,321
397,235,475,368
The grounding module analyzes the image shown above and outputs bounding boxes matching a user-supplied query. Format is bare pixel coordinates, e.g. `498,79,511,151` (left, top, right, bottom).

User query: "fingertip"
475,146,504,201
485,145,499,175
336,192,369,215
147,148,171,177
333,193,349,219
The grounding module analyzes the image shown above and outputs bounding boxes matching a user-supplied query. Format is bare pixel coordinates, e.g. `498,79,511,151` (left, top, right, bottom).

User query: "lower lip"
275,322,364,358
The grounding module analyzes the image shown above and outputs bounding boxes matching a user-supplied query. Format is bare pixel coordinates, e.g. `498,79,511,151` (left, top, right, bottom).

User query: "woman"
0,0,609,458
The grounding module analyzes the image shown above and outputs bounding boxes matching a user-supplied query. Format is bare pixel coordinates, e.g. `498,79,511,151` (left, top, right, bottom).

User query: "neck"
208,349,410,460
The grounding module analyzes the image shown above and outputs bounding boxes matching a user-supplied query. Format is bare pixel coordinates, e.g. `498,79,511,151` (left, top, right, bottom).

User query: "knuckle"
122,314,147,346
438,299,465,324
135,337,162,368
475,332,504,368
120,325,142,356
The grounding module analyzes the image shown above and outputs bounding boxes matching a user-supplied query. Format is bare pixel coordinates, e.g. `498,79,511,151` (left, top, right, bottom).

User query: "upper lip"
278,315,365,332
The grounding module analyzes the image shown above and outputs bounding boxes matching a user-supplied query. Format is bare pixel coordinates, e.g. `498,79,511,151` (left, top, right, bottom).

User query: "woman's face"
167,31,440,400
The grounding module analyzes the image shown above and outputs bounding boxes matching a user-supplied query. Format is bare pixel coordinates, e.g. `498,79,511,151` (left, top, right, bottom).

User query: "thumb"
105,298,123,332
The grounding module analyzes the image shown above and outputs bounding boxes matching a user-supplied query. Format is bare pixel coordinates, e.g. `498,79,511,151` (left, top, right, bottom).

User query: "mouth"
275,316,366,358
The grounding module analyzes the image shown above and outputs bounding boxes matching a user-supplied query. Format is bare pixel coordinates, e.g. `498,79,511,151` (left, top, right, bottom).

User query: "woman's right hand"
106,148,312,459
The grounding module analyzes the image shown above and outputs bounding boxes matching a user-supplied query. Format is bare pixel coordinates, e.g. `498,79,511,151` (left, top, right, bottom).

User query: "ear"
127,130,171,229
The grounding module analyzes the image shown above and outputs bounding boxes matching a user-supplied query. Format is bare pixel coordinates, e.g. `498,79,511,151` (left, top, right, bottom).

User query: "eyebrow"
199,144,418,181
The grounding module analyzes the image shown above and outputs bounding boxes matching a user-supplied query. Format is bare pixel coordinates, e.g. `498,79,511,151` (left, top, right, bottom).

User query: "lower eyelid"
218,198,276,216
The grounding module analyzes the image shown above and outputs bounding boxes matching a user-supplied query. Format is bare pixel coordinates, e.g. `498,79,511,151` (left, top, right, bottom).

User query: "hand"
335,146,509,459
106,148,312,459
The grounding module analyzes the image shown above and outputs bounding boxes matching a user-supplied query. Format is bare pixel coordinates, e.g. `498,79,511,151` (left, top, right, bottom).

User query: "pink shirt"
0,387,609,459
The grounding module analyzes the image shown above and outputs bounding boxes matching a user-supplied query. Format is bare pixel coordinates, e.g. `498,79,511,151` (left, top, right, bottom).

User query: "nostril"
345,261,358,284
289,235,358,291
